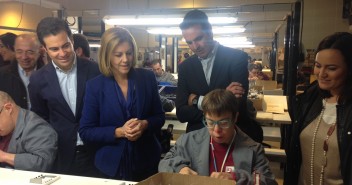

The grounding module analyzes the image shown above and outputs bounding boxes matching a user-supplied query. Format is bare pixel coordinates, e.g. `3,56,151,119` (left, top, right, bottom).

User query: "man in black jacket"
0,33,44,109
176,9,263,142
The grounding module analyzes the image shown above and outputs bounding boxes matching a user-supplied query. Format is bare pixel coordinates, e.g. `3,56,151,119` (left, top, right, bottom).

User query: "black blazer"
28,57,100,174
176,45,263,142
0,60,44,109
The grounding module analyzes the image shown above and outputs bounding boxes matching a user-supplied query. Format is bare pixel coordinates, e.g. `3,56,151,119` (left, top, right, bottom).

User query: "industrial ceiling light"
147,26,245,35
223,44,255,48
103,16,237,26
214,37,255,48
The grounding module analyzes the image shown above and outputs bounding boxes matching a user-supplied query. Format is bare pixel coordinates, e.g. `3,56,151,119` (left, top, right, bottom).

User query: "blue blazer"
79,68,165,178
28,57,100,173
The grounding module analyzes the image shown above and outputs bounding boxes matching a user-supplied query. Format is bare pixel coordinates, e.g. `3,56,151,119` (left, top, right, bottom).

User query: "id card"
225,166,235,172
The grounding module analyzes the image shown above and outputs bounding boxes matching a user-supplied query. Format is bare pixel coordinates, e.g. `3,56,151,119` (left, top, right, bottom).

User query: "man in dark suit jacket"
28,17,100,176
0,33,44,109
176,9,263,142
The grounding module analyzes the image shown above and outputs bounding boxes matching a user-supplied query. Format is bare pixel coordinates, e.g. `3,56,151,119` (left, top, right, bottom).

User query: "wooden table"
256,111,291,125
0,167,136,185
163,120,281,142
166,109,291,125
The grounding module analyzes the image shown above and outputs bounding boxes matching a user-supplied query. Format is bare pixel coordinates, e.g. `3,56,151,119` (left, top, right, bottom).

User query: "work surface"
163,120,281,142
166,108,291,125
0,168,136,185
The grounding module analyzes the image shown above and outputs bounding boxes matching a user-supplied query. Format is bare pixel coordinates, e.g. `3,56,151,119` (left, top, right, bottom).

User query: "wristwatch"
192,96,198,107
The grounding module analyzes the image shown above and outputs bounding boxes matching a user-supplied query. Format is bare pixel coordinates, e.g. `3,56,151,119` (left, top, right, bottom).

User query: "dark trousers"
69,145,100,178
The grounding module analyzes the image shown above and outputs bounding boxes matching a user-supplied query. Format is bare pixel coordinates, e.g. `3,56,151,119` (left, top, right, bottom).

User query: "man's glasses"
202,117,233,129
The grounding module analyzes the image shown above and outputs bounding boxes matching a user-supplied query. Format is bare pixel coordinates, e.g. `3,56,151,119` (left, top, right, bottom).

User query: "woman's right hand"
114,118,137,138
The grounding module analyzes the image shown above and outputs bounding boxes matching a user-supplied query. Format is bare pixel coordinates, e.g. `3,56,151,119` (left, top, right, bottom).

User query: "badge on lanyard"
225,166,235,172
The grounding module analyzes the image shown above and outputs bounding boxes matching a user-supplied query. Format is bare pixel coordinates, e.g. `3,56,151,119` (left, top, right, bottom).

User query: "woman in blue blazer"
79,27,165,181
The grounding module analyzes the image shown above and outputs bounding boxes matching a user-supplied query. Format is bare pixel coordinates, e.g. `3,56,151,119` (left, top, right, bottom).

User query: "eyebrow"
186,35,204,44
48,42,71,50
315,62,339,67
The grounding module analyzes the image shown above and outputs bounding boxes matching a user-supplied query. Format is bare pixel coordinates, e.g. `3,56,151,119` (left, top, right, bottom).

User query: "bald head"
0,91,15,106
14,33,41,73
0,91,18,136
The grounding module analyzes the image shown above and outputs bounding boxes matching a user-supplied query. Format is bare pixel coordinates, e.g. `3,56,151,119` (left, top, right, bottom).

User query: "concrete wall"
302,0,349,49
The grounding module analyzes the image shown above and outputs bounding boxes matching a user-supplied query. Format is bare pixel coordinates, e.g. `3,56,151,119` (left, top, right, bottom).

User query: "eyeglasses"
202,117,233,129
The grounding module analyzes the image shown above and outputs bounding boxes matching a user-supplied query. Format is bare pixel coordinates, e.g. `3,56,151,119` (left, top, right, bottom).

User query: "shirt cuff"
197,95,204,110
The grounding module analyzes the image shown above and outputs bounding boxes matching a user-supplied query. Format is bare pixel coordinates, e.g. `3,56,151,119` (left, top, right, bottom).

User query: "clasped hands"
179,167,234,180
115,118,147,141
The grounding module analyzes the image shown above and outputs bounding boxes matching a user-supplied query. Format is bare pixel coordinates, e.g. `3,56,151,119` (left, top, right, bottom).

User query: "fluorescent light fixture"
214,37,255,48
104,18,182,26
214,37,248,42
89,43,101,48
209,17,237,24
213,27,245,34
70,29,79,34
224,44,255,48
147,26,244,35
147,28,181,35
103,16,236,26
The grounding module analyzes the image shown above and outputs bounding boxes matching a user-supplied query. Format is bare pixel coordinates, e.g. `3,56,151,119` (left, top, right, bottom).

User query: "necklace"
310,99,337,185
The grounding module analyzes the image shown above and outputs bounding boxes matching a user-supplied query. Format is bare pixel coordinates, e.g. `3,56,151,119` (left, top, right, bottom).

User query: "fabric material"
79,68,165,181
156,71,178,86
51,58,82,146
0,59,44,109
199,42,218,85
159,127,277,185
52,59,77,116
3,108,57,172
298,119,342,185
284,82,352,185
0,133,12,152
209,139,235,174
17,64,32,108
176,45,263,143
28,57,100,174
160,95,175,112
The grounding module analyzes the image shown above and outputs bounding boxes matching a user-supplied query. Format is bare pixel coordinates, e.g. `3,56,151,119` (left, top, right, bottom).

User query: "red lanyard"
210,134,235,172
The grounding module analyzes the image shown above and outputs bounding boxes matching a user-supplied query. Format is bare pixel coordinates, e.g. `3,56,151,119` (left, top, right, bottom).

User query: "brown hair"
201,89,238,118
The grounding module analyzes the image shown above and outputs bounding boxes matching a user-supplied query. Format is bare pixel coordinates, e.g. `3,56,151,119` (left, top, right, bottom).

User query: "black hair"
315,32,352,103
179,9,212,33
0,32,17,51
36,17,72,47
73,34,90,57
150,59,161,66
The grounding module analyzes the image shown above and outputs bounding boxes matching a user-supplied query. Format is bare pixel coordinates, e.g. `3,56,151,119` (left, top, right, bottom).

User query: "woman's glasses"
202,117,233,129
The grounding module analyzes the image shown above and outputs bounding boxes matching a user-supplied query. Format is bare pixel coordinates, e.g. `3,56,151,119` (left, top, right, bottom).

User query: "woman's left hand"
124,118,148,141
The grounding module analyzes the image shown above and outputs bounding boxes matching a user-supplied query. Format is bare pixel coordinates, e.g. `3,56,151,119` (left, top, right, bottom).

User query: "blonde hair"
98,27,138,76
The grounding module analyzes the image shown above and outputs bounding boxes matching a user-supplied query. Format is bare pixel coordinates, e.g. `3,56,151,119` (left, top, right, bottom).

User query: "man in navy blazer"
176,9,263,142
28,17,100,175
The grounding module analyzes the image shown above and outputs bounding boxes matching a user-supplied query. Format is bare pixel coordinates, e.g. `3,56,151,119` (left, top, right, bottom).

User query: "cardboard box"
250,97,263,111
262,95,288,114
255,80,277,90
136,172,234,185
